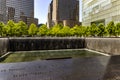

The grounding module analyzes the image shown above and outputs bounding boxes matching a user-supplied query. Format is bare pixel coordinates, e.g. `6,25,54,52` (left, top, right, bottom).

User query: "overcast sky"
34,0,82,24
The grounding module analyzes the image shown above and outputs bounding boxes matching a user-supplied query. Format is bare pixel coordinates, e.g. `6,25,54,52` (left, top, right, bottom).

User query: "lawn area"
0,49,102,63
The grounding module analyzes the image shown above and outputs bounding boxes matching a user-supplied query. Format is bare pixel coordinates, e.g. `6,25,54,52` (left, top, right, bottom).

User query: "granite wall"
85,38,120,55
0,38,9,55
8,37,85,51
0,37,120,56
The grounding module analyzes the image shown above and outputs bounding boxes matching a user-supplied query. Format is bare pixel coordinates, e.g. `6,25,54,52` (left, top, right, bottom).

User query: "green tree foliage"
16,21,28,36
106,21,116,36
97,23,106,37
2,26,7,37
84,26,90,37
69,28,75,36
6,20,16,36
50,24,63,36
71,25,83,37
89,23,98,37
80,26,86,37
0,20,120,37
0,22,5,36
37,24,48,36
58,26,70,37
115,22,120,36
28,23,38,36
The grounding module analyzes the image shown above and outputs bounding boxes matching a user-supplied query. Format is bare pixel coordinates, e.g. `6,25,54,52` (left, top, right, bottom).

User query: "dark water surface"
0,56,110,80
2,49,103,63
0,50,119,80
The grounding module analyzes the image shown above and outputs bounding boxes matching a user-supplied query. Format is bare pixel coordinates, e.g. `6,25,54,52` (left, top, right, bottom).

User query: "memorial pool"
1,49,105,63
0,49,119,80
0,49,110,80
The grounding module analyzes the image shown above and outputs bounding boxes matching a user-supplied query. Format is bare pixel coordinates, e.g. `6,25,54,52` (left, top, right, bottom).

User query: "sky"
35,0,82,24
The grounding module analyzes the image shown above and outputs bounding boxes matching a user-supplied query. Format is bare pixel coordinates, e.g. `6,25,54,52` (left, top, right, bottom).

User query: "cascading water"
0,38,8,56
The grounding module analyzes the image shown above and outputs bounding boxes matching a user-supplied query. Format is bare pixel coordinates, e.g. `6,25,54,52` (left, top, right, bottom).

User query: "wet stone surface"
8,38,85,51
103,55,120,80
0,56,111,80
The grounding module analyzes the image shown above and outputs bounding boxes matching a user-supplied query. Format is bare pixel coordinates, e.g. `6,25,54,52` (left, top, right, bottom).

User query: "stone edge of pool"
0,37,120,56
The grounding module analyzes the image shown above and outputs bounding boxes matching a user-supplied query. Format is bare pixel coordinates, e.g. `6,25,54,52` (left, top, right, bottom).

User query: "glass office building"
82,0,120,26
0,0,37,25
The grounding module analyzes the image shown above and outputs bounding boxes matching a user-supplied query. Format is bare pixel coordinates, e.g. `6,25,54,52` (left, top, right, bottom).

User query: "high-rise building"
0,0,38,25
82,0,120,26
47,0,80,28
0,0,6,22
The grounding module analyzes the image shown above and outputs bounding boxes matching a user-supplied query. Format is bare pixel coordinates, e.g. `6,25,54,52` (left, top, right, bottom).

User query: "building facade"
0,0,6,22
47,0,79,28
0,0,38,25
82,0,120,26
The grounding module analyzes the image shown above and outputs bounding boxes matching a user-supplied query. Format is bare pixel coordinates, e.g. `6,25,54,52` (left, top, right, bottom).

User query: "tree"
37,24,48,36
71,25,85,37
115,22,120,37
58,26,70,37
0,22,5,36
106,21,116,36
89,23,98,37
16,21,28,36
84,26,90,37
6,20,16,36
28,23,38,36
97,23,106,37
50,24,63,36
80,26,86,37
70,28,76,36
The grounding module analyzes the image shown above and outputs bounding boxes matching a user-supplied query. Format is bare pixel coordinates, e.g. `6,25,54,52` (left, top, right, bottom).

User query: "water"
0,38,8,56
0,56,110,80
0,49,119,80
1,49,104,63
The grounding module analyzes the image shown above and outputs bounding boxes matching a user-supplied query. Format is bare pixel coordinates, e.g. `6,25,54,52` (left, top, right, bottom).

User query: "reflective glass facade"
82,0,120,26
0,0,34,25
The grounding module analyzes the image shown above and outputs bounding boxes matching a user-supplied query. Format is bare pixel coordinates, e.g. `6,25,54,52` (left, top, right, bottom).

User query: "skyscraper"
82,0,120,26
0,0,37,25
47,0,80,28
0,0,6,22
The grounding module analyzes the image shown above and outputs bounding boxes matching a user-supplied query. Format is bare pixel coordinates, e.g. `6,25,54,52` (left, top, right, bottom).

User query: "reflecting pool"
0,49,115,80
1,49,104,63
